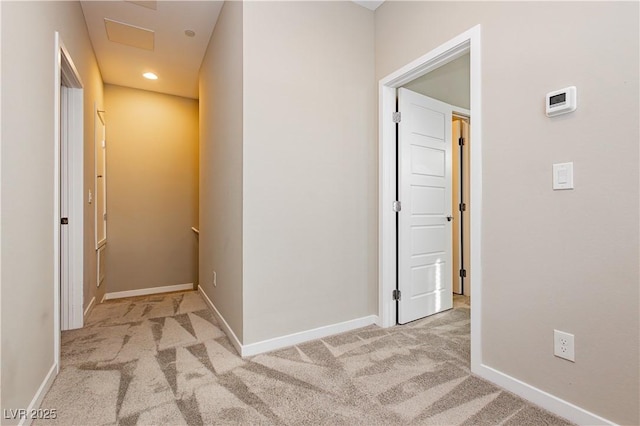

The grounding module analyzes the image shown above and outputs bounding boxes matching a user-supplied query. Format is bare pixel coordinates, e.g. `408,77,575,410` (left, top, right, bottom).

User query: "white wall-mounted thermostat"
546,86,577,117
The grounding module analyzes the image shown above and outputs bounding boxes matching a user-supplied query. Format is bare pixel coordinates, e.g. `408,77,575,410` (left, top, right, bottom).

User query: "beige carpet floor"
37,291,572,425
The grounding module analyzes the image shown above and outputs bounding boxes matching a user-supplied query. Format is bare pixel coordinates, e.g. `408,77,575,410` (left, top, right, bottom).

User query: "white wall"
1,1,103,420
199,1,244,341
242,1,376,344
376,2,639,424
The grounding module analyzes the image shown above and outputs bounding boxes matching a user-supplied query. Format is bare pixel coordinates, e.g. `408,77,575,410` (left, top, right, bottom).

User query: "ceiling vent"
125,1,158,10
104,18,154,51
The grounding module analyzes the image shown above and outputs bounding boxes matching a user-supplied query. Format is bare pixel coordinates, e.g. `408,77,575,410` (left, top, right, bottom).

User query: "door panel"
411,186,445,214
411,145,445,176
412,225,446,255
61,87,70,330
398,88,453,324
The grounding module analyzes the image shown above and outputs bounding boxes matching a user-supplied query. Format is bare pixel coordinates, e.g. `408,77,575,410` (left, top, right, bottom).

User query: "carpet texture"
36,291,572,425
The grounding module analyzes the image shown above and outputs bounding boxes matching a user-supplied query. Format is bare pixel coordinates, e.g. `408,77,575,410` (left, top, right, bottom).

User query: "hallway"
37,292,570,425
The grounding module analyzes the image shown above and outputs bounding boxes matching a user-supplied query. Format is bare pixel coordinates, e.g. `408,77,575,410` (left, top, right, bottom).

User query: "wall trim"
476,363,615,426
197,285,243,356
83,296,96,320
197,286,378,358
104,283,194,300
242,315,378,358
17,363,57,426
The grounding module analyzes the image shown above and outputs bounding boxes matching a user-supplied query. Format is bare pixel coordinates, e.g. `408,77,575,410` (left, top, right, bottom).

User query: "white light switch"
553,162,574,190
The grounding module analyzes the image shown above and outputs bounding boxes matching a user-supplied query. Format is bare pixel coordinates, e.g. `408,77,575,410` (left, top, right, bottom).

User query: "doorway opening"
378,25,482,372
54,32,85,368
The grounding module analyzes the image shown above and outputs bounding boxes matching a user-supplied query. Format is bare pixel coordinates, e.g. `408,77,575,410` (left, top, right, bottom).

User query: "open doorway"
378,25,482,372
402,55,472,301
394,87,470,324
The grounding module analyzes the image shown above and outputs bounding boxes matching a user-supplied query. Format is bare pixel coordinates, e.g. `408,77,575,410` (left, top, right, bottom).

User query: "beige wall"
242,1,376,344
103,84,198,294
199,1,244,341
403,54,470,109
376,2,639,424
0,1,103,419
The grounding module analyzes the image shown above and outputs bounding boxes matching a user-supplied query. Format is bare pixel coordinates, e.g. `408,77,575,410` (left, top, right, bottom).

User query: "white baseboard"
197,285,243,356
105,283,194,300
83,296,95,320
197,285,378,358
18,363,57,426
475,363,615,426
242,314,378,357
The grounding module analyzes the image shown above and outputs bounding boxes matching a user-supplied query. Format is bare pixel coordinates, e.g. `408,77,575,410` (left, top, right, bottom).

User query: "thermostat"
546,86,577,117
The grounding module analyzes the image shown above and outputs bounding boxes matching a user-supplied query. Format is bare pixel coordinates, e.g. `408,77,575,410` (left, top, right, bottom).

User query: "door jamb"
452,112,470,296
54,32,84,370
378,25,482,373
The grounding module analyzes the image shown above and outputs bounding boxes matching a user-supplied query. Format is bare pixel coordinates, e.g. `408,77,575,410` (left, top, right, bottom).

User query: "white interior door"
397,88,453,324
60,87,70,330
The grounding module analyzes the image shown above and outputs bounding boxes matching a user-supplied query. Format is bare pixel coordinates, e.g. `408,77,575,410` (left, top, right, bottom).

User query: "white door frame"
54,32,84,369
378,25,482,372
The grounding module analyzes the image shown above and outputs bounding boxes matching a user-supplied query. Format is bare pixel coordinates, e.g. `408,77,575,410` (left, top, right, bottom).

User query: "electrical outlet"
554,330,575,362
213,271,217,287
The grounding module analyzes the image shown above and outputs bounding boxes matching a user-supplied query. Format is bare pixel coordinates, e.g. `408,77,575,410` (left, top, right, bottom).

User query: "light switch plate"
553,162,574,190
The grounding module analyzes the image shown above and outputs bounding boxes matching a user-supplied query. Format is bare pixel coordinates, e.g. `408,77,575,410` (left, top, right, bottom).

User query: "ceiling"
80,1,383,100
352,1,385,11
81,1,223,99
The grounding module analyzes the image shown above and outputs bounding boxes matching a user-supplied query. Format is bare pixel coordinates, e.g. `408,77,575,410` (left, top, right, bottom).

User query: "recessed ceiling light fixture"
184,29,196,37
143,72,158,80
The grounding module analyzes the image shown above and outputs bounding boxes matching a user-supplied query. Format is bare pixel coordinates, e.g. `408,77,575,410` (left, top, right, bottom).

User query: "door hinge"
392,289,401,301
458,137,465,146
459,202,466,212
392,112,401,123
61,217,69,225
103,213,107,221
393,200,402,212
459,269,467,278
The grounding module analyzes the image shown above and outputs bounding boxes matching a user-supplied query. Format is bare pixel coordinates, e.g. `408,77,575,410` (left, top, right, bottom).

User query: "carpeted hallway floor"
37,291,571,425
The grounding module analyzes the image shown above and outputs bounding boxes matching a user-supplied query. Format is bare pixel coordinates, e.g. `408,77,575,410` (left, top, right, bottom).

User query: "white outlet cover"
554,329,575,362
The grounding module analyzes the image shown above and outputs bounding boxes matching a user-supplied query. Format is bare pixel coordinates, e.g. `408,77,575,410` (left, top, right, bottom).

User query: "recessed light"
184,29,196,37
143,72,158,80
